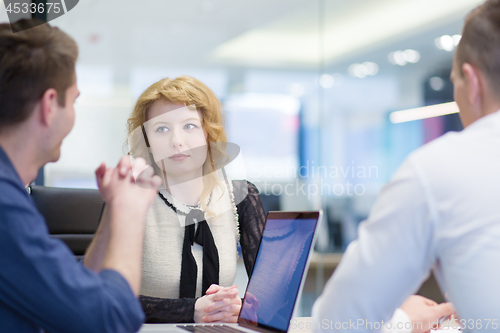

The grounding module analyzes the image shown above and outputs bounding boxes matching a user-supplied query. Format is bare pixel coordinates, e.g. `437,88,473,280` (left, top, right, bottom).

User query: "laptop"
139,210,322,333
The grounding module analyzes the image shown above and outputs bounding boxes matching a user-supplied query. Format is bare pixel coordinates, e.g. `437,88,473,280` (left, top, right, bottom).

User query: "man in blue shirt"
0,19,162,332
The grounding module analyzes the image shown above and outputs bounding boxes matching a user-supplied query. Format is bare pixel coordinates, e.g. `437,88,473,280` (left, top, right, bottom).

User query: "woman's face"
144,101,208,179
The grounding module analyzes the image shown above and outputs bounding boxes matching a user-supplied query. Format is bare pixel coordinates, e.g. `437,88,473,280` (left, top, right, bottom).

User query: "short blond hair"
127,76,228,213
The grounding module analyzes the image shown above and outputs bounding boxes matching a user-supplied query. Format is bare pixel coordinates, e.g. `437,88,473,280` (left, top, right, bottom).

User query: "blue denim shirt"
0,146,144,333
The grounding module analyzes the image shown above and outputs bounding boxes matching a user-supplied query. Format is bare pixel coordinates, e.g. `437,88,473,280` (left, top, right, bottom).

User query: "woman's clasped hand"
194,285,241,323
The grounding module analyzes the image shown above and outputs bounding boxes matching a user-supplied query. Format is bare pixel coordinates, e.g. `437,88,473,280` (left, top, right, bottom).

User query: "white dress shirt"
313,110,500,332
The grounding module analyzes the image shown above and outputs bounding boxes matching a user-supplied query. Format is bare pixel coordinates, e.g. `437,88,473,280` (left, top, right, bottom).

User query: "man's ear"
39,88,58,127
462,63,482,107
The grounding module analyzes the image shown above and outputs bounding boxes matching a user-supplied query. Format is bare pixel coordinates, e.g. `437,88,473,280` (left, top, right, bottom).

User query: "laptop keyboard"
177,324,244,333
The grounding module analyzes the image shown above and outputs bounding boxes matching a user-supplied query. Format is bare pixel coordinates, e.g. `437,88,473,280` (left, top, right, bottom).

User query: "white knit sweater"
140,182,239,298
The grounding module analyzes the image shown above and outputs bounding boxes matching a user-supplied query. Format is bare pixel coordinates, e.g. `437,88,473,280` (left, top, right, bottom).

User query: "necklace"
157,191,212,215
158,192,181,214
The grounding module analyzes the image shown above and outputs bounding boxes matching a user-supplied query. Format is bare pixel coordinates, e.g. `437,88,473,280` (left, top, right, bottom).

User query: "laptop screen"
239,212,319,333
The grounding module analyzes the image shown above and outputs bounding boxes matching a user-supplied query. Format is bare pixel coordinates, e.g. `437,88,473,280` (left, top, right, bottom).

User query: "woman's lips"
169,154,189,161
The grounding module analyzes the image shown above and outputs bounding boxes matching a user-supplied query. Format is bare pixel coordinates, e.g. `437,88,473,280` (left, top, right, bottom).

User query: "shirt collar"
465,108,500,131
0,145,26,190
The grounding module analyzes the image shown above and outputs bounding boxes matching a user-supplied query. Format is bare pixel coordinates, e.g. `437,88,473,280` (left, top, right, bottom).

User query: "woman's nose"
170,129,184,148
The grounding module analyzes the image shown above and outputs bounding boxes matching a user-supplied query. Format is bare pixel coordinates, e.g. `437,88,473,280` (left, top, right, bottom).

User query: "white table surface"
138,317,460,333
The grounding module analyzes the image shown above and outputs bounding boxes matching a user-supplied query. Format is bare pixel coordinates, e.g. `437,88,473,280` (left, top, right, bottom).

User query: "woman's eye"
156,126,169,133
185,124,198,130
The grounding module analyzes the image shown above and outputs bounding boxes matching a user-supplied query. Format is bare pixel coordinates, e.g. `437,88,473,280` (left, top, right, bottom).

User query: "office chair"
28,185,104,259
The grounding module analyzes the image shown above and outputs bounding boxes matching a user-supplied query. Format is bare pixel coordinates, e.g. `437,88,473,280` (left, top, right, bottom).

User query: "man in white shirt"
313,0,500,332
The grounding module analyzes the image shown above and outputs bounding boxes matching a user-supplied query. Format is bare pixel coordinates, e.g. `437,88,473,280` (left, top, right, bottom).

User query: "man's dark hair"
455,0,500,91
0,19,78,131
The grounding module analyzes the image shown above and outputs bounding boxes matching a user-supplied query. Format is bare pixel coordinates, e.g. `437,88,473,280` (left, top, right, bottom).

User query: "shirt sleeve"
234,180,266,277
382,309,412,333
140,295,197,323
0,179,144,333
312,156,437,332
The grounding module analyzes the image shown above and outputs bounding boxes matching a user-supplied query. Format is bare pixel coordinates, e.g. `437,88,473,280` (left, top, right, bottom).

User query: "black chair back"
29,185,104,257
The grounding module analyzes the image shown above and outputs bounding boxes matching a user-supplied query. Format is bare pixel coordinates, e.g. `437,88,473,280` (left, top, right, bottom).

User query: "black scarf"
158,192,220,298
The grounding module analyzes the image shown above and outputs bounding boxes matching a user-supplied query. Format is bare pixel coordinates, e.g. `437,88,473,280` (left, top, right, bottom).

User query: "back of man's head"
456,0,500,92
0,19,78,132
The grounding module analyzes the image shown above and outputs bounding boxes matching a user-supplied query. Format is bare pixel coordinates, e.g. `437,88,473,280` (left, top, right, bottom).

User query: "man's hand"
194,285,241,323
95,156,161,208
400,295,454,333
92,156,162,295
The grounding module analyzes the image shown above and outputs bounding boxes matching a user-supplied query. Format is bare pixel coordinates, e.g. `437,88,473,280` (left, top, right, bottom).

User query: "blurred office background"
0,0,481,315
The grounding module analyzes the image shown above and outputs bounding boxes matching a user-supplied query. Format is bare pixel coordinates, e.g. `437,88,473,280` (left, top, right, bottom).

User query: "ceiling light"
389,49,420,66
403,49,421,63
319,74,335,89
389,50,407,66
389,102,459,123
349,62,378,78
363,62,379,75
435,35,455,52
452,34,462,46
434,38,442,49
349,64,366,78
429,77,445,91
